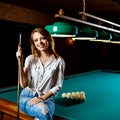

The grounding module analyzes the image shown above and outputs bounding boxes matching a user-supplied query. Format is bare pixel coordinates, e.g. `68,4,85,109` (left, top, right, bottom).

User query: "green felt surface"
1,70,120,120
54,70,120,120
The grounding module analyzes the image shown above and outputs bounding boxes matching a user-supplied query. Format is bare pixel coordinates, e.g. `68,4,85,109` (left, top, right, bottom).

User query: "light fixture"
55,11,120,34
72,26,98,40
72,0,97,41
50,0,120,41
96,29,112,40
54,8,120,44
111,33,120,41
45,0,120,41
45,21,78,37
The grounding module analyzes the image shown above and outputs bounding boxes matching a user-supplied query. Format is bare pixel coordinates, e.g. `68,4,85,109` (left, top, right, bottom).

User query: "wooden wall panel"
0,2,55,26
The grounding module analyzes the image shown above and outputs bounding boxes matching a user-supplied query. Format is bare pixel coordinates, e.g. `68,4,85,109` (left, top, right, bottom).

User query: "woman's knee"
37,102,49,116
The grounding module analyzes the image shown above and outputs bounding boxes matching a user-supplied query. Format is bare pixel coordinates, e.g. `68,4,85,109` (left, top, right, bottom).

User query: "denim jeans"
19,87,55,120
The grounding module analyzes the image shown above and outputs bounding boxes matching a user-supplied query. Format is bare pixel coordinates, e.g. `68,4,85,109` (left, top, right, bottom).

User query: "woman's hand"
29,97,43,106
16,45,23,60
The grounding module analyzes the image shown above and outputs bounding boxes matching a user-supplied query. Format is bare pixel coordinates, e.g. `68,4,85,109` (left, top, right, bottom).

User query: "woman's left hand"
29,97,43,106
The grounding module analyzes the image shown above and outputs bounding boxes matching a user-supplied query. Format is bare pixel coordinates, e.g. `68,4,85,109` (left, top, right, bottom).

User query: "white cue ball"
70,92,75,99
69,92,74,99
66,92,71,99
71,92,76,97
74,92,80,100
79,91,86,101
61,93,67,98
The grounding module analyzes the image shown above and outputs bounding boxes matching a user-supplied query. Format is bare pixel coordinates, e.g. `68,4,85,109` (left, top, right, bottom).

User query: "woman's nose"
38,39,42,43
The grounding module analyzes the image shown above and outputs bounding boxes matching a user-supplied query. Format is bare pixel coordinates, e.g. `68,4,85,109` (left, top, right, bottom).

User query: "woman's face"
32,32,49,51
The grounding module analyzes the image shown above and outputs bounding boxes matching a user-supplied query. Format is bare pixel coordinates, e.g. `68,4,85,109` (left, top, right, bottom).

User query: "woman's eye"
33,39,38,42
40,37,46,41
33,37,46,42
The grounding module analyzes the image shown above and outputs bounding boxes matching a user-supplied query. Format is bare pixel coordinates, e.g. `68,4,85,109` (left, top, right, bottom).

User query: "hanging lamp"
96,29,112,40
72,26,98,40
111,33,120,41
45,21,78,37
72,0,98,41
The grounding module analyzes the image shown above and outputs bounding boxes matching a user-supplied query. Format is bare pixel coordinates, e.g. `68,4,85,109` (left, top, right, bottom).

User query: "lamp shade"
111,33,120,41
72,26,98,40
45,22,78,37
97,30,112,40
77,26,98,37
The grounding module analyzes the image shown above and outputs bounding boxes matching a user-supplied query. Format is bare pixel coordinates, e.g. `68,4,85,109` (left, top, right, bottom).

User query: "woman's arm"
16,45,28,88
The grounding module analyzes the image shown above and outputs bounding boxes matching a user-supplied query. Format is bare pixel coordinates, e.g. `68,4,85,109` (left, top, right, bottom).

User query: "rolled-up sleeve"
50,57,66,95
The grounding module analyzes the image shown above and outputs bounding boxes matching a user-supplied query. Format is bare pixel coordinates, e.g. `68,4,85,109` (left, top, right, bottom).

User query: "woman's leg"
19,87,34,113
19,88,55,120
25,98,55,120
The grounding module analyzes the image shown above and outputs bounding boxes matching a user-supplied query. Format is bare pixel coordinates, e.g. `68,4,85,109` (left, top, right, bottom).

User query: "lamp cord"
82,0,86,21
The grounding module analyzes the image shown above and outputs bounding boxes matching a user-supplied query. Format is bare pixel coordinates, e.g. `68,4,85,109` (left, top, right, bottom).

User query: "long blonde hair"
30,27,59,58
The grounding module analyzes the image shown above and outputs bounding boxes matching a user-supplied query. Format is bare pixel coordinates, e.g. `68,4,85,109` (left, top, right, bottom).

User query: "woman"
16,27,66,120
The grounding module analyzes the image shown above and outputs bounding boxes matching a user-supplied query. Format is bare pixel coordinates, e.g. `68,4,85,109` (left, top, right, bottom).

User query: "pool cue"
17,33,22,120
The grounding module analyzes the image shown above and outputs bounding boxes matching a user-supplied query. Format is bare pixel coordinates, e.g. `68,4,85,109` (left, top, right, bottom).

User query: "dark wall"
0,20,34,88
54,38,120,75
54,38,102,75
1,20,120,88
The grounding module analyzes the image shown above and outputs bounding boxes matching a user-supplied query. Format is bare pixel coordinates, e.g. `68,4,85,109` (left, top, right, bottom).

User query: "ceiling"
1,0,120,24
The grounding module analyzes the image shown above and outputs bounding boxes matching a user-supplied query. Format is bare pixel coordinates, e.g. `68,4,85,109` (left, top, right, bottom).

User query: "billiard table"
1,69,120,120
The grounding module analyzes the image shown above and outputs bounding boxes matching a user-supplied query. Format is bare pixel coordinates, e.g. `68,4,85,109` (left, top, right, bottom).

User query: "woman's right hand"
16,45,23,60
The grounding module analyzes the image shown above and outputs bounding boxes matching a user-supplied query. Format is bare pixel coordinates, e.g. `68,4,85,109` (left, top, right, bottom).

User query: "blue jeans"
19,87,55,120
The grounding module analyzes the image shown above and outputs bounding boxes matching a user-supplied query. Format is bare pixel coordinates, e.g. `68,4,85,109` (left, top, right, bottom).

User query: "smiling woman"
16,27,66,120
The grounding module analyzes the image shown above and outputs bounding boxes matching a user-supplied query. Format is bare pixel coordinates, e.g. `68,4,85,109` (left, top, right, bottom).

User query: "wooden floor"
0,98,66,120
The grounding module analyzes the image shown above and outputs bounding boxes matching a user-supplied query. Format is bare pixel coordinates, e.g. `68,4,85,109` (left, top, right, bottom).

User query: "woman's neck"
40,51,52,65
40,51,51,58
